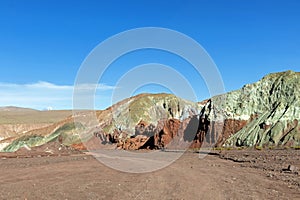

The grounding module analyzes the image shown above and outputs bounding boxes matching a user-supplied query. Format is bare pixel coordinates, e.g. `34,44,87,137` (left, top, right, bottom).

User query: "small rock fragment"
287,165,297,172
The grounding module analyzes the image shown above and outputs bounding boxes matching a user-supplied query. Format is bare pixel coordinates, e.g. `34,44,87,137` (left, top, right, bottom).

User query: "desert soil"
0,149,299,200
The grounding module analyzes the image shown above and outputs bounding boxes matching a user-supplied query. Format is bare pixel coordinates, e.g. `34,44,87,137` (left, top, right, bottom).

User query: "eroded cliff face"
91,94,203,150
200,70,300,147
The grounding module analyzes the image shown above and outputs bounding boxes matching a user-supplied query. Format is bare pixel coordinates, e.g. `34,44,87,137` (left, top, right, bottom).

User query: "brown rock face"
216,119,248,146
119,135,150,150
87,113,253,150
92,115,223,150
92,117,202,150
154,119,181,148
71,143,87,151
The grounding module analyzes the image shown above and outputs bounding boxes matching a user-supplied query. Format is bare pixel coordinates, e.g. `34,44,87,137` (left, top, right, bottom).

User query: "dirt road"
0,150,299,200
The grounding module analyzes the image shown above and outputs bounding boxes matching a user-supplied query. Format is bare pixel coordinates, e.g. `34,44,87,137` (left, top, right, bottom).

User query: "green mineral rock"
220,70,300,147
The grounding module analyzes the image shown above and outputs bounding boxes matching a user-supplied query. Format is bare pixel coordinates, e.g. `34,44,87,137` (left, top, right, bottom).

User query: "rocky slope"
84,93,203,150
0,94,202,152
0,109,74,151
0,70,299,152
204,70,300,147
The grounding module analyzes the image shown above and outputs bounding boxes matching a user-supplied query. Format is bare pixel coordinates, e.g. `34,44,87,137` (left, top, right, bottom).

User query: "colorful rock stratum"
0,70,299,152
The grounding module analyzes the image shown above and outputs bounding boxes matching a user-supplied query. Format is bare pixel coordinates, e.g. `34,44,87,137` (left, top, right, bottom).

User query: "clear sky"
0,0,299,110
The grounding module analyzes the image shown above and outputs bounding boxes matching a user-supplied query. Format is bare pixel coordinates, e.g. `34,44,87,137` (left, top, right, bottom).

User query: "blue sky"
0,0,299,110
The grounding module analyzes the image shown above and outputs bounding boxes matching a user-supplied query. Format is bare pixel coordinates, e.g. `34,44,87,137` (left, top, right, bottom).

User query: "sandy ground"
0,149,299,200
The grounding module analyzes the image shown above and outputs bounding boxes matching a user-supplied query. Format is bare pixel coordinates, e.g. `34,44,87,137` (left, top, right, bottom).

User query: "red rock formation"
154,119,181,148
216,119,248,146
119,135,150,150
71,143,87,151
90,113,252,150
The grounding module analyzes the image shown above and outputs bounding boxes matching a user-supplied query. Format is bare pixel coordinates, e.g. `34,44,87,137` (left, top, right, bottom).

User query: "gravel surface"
0,149,299,199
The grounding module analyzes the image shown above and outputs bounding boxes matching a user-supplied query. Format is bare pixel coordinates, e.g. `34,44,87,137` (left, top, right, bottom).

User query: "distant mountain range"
0,70,299,152
0,106,38,112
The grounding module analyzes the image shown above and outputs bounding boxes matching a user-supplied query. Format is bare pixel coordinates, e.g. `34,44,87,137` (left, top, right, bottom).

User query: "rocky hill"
0,70,299,152
0,94,202,152
204,70,300,148
219,71,300,146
